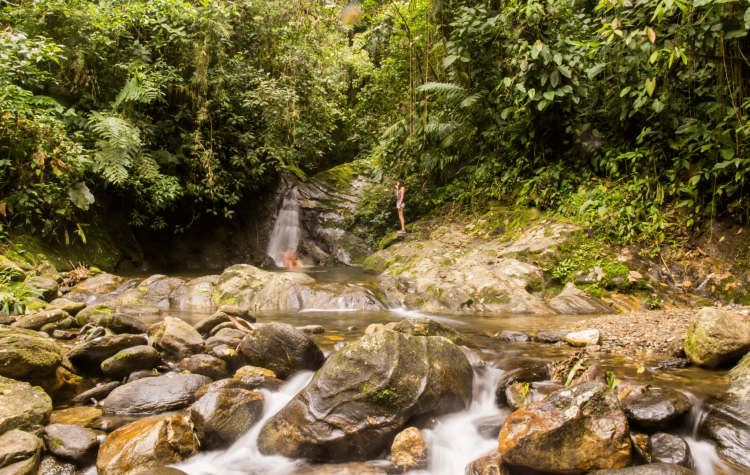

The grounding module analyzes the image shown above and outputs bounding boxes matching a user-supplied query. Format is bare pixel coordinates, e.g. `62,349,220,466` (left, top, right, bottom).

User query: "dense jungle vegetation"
1,0,750,250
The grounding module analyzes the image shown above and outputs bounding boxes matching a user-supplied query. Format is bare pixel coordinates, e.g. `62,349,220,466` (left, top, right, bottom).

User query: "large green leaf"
69,183,95,211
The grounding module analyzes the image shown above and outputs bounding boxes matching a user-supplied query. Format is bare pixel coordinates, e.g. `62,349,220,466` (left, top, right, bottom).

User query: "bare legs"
398,207,405,232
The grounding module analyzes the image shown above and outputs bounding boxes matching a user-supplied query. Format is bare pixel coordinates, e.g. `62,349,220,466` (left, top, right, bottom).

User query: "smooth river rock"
101,346,161,380
620,386,692,431
0,376,52,435
10,309,69,331
67,334,148,370
650,433,692,467
392,317,475,348
70,382,121,406
190,388,264,449
497,381,631,473
0,326,62,380
177,355,228,380
96,413,198,475
147,317,204,361
684,307,750,368
100,374,211,414
390,427,428,472
0,429,43,475
98,314,150,335
238,322,324,379
257,330,472,461
699,371,750,469
42,424,99,465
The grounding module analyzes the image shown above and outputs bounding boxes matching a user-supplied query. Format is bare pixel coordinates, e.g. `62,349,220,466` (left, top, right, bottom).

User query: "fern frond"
417,82,468,95
88,112,143,185
114,75,163,108
459,93,483,109
135,151,159,181
382,119,408,139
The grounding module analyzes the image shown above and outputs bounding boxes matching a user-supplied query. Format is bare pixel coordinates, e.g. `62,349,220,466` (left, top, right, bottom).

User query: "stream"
117,267,730,475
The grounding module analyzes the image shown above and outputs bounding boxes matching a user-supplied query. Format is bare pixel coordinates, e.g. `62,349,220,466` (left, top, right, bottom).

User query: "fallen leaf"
683,281,692,288
629,271,643,279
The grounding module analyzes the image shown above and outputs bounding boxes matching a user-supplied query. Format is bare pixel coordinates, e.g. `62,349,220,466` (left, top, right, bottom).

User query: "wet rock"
84,327,106,341
392,317,475,348
495,331,531,342
620,386,692,431
257,330,472,461
684,307,750,368
191,388,264,449
101,347,161,380
390,427,428,472
25,276,59,301
238,322,324,379
497,381,631,473
52,330,75,340
658,359,691,370
37,454,82,475
193,312,229,335
98,314,149,335
473,415,507,439
235,366,276,379
44,300,86,316
630,431,652,463
465,451,508,475
0,377,52,435
287,461,392,475
213,265,314,311
147,317,204,361
100,373,211,414
209,344,244,374
42,424,99,465
650,433,691,467
238,375,284,392
699,373,750,469
136,276,184,309
12,309,69,331
548,283,613,315
0,327,62,380
365,323,398,334
495,366,550,407
217,305,253,320
49,407,102,428
67,334,147,372
0,430,43,475
588,464,696,475
193,379,248,400
35,366,95,406
177,355,228,380
74,304,115,327
168,275,218,310
66,274,136,305
96,412,198,475
505,382,534,410
297,325,325,335
565,329,601,347
127,370,160,383
88,414,144,433
570,364,609,386
70,382,121,406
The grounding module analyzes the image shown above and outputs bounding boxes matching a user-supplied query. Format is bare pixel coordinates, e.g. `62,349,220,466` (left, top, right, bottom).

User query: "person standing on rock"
395,179,406,233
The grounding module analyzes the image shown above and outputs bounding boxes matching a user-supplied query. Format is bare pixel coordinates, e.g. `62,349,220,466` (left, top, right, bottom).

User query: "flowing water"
115,267,731,475
266,188,301,266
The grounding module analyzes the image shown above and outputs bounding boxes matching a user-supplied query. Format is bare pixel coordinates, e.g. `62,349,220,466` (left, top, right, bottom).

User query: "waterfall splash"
267,188,301,266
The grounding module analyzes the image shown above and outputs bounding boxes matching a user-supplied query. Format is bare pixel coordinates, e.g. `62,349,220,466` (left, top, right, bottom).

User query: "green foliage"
0,282,41,315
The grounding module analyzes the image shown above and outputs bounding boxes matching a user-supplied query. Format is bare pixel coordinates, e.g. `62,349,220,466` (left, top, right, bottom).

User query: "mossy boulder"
101,346,161,380
684,307,750,368
391,317,475,348
167,275,218,310
74,303,115,327
238,322,324,379
177,354,229,381
24,275,59,301
0,429,43,475
67,334,148,371
0,255,28,282
65,273,134,304
212,264,314,311
0,326,62,380
0,376,53,436
11,309,70,331
497,381,631,473
257,330,472,462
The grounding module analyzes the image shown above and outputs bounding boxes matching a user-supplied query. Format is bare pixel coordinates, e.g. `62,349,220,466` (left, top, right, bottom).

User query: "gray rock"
40,317,75,334
0,429,43,474
147,317,204,361
217,305,254,320
43,300,86,316
126,370,160,383
238,322,324,379
699,374,750,469
0,327,62,380
535,331,571,343
42,424,99,465
97,314,149,335
496,331,531,342
208,322,241,336
11,309,69,331
194,312,229,335
100,374,211,414
548,283,614,315
101,346,161,380
167,275,218,310
177,355,229,380
70,382,121,406
25,276,59,301
67,334,148,372
0,377,52,435
685,307,750,368
651,433,691,467
621,386,692,431
191,388,264,449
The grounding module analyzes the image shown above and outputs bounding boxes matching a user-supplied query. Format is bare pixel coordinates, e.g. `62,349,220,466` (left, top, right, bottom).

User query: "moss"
310,163,356,189
478,287,511,304
50,436,62,448
371,387,401,408
212,290,237,305
526,278,544,293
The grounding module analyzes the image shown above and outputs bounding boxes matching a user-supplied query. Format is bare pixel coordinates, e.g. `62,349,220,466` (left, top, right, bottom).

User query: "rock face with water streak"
497,381,631,473
0,327,62,380
684,307,750,368
96,413,198,475
257,330,472,461
238,322,325,379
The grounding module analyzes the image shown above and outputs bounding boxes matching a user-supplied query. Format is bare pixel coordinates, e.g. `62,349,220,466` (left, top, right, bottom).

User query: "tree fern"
88,112,144,185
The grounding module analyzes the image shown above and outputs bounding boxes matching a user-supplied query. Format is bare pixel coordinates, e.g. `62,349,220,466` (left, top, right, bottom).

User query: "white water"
267,188,301,266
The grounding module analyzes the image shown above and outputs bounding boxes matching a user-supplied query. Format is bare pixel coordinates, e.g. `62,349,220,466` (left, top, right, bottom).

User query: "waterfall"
267,188,301,266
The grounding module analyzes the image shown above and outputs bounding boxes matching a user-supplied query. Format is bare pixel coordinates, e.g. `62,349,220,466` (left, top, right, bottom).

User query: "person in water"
395,178,406,233
282,250,302,272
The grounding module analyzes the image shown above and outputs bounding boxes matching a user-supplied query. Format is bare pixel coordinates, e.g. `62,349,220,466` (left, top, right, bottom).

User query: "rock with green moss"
684,307,750,368
98,313,150,334
40,316,75,334
147,317,204,361
101,346,161,380
67,334,148,370
42,424,99,465
0,326,61,380
168,275,218,310
74,303,115,327
498,381,631,473
137,275,185,308
0,376,53,436
11,309,70,331
65,273,137,305
44,299,86,316
238,322,324,379
257,330,472,461
548,283,613,314
114,289,162,316
213,264,314,310
25,275,59,301
378,232,405,251
392,317,475,348
0,429,43,474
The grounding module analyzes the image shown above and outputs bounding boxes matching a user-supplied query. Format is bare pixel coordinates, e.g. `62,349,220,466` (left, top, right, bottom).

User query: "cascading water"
267,188,301,266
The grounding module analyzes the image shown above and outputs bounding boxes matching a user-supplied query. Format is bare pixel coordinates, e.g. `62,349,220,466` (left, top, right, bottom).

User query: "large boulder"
101,347,161,380
497,381,631,473
684,307,750,368
391,317,474,348
96,413,198,475
548,283,613,315
212,264,315,311
238,322,324,379
190,388,264,449
0,326,61,380
74,304,115,327
0,376,52,435
699,370,750,469
11,309,69,331
0,429,43,475
42,424,99,465
44,299,86,316
65,274,136,305
136,275,185,309
67,335,148,370
257,330,472,461
168,276,218,310
100,374,211,414
147,317,204,361
620,386,692,431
